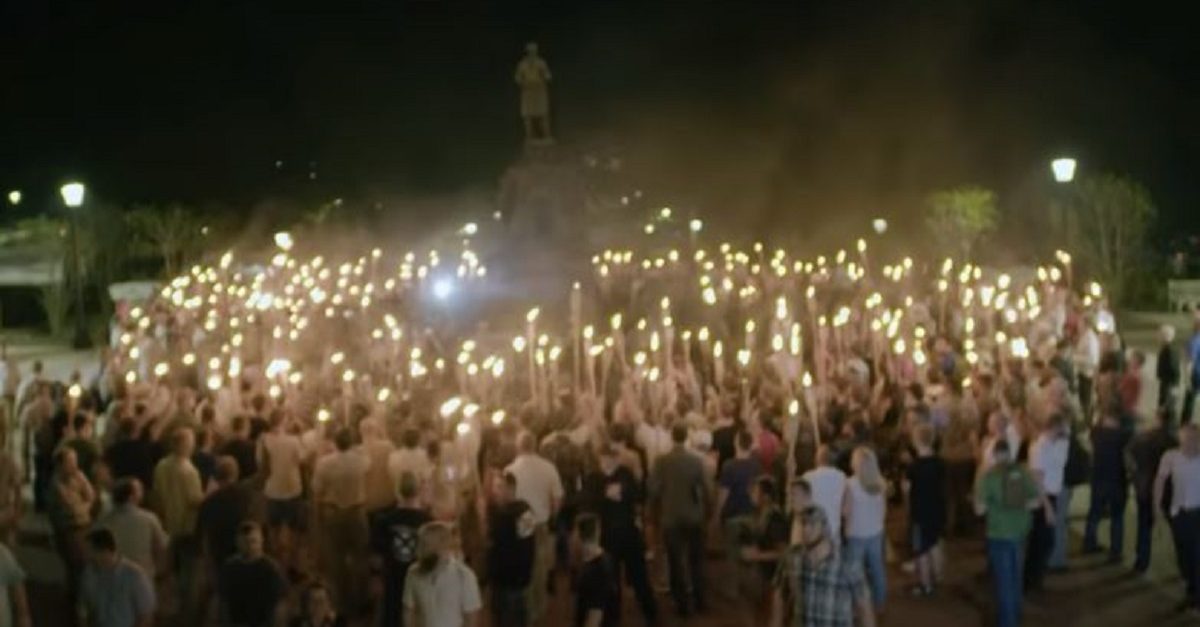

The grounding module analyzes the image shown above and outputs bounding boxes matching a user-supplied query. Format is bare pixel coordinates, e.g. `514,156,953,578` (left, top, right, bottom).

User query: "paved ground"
2,328,99,382
12,501,1198,626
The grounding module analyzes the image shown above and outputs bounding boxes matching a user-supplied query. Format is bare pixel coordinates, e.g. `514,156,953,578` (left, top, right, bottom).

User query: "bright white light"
432,277,455,300
872,218,888,234
440,397,463,418
689,218,703,233
1051,157,1077,183
461,222,478,236
6,190,20,205
274,231,293,250
60,182,85,208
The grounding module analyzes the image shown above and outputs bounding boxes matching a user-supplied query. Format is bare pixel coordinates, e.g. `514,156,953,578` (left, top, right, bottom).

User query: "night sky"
1,1,1196,239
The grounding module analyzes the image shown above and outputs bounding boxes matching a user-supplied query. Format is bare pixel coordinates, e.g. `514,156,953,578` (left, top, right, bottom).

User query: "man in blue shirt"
79,528,156,627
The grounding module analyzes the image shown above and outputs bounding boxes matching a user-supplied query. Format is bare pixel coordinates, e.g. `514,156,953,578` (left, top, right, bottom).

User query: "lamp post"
1050,157,1077,252
60,182,91,349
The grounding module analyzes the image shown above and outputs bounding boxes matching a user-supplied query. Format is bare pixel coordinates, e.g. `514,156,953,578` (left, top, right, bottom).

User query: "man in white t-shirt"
403,521,482,627
1153,424,1200,613
504,432,563,622
636,417,673,466
802,446,848,542
1025,415,1068,590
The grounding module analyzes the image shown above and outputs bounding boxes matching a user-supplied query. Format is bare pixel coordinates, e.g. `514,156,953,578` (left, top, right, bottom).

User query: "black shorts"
266,496,307,531
910,522,941,557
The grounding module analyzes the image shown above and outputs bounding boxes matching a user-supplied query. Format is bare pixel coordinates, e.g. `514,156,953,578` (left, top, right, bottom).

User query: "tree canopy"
924,185,999,260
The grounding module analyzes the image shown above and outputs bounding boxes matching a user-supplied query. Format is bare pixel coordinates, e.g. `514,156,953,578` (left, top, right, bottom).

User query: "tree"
10,217,72,335
125,204,206,277
924,185,999,260
1070,174,1156,305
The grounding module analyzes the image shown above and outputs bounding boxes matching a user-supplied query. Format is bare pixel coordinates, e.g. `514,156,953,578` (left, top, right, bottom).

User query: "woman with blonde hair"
843,446,887,610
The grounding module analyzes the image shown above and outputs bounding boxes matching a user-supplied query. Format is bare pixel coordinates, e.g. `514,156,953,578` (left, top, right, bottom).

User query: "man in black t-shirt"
104,418,152,487
219,417,258,480
574,513,619,627
220,521,286,627
583,444,658,623
486,471,535,627
712,414,739,474
197,456,262,626
369,471,430,627
198,457,263,571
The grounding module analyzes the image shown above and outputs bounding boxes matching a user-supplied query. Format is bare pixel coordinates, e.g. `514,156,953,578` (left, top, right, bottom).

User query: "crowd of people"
0,235,1198,627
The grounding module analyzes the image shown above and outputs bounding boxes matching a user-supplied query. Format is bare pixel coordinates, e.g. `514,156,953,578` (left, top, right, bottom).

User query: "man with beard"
770,505,875,627
583,444,657,623
403,521,482,627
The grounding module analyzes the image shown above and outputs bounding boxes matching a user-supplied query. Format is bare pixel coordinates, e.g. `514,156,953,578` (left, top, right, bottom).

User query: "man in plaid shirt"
771,506,876,627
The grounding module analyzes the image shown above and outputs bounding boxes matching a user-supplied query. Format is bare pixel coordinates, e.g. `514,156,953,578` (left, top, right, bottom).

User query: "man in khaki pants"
505,432,563,622
312,427,370,614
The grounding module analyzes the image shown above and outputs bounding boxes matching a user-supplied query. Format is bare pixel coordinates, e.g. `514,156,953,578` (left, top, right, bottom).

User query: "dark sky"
1,1,1196,239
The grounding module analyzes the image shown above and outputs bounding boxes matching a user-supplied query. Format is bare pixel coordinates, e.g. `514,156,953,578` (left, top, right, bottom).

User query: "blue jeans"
1170,509,1200,608
1049,488,1071,568
1083,481,1127,559
1133,495,1155,572
1183,385,1198,425
845,534,886,607
988,538,1023,627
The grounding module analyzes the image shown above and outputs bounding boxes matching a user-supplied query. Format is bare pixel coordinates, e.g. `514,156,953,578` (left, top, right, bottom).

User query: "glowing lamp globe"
1051,158,1076,183
60,182,86,208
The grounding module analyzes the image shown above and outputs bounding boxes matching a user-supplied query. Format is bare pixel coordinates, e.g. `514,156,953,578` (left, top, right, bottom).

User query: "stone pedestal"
494,143,591,301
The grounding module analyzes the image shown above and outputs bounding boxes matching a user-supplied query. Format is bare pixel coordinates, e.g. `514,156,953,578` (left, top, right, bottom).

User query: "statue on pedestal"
515,42,553,144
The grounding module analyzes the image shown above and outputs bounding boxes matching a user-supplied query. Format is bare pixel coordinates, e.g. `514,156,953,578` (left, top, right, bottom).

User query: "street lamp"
872,218,888,235
6,190,20,206
1049,158,1078,261
60,182,91,349
1051,157,1076,183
